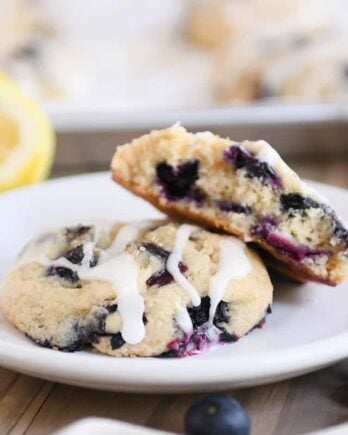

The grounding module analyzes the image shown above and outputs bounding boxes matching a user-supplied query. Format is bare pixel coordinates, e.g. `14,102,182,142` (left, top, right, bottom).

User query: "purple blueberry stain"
281,195,348,249
64,244,84,264
333,221,348,241
266,232,330,262
161,295,275,357
188,297,231,330
251,217,279,238
140,243,170,261
252,216,331,262
223,145,254,169
161,330,209,358
140,242,188,287
192,332,209,351
156,159,205,204
159,338,189,358
187,296,211,328
223,145,282,188
185,187,206,205
46,266,79,284
47,242,100,284
30,306,112,352
167,338,183,352
110,333,126,350
280,193,320,213
64,244,98,267
162,298,237,357
146,263,187,287
106,304,118,313
146,269,171,287
215,200,251,215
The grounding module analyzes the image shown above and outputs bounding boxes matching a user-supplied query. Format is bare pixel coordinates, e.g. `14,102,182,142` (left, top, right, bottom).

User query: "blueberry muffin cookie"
111,125,348,285
215,35,348,102
185,0,328,51
1,221,273,357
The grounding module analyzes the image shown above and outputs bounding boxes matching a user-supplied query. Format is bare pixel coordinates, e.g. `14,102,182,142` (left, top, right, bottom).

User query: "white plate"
56,417,172,435
45,101,348,133
56,418,348,435
0,173,347,393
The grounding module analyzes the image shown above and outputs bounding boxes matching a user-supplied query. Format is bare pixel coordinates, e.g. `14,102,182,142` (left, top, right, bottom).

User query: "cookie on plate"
111,125,348,285
1,221,273,357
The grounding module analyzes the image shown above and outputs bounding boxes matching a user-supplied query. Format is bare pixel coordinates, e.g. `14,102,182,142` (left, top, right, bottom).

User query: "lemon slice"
0,72,55,192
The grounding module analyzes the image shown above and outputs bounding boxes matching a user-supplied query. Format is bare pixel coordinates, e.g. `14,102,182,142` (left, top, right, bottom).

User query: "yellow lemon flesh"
0,72,55,192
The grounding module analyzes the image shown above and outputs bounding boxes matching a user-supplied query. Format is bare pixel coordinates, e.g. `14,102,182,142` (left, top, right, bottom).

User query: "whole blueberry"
280,193,320,212
185,394,250,435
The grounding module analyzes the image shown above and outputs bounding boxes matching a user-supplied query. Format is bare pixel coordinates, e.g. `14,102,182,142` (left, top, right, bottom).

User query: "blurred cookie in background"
0,0,36,59
1,0,347,107
260,36,348,101
185,0,233,50
185,0,329,50
186,0,348,103
0,0,82,100
214,34,348,103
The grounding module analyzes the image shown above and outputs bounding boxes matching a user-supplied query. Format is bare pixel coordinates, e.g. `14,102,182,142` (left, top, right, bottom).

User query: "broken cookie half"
111,124,348,285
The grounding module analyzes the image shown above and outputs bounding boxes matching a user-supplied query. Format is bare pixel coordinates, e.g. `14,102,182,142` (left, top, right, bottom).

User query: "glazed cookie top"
2,220,272,351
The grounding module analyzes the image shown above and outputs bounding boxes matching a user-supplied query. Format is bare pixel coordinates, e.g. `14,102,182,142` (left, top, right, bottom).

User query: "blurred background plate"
2,0,348,133
45,101,348,133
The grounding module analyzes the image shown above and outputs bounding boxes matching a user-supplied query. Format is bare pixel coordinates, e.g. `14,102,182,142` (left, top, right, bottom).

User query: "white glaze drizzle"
78,251,145,345
18,222,154,345
255,142,283,168
175,303,193,335
15,222,253,347
81,242,95,267
44,250,145,345
245,140,299,186
208,237,251,324
249,141,329,205
167,224,201,307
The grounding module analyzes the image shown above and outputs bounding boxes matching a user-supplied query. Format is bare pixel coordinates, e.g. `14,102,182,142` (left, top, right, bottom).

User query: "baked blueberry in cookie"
140,242,188,287
156,160,203,202
111,124,348,285
223,144,281,188
1,220,273,357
